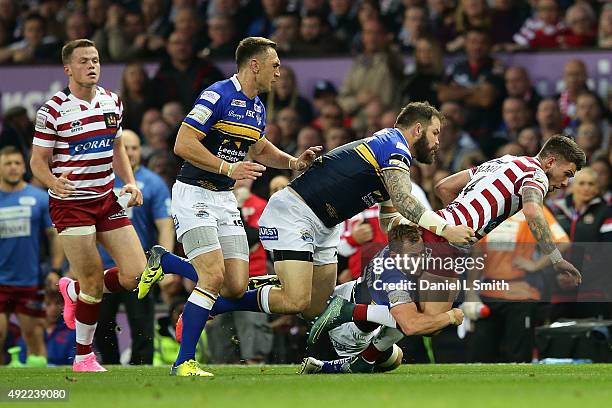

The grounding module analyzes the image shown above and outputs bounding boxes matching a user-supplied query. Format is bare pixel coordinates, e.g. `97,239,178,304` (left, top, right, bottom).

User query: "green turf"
0,364,611,408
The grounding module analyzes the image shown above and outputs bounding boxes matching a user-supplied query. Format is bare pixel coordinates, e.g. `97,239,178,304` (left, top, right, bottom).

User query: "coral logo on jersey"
200,90,220,105
187,105,213,125
231,99,247,107
259,226,278,241
70,134,114,155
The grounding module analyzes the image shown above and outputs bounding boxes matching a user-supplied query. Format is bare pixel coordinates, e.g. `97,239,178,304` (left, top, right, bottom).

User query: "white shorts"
171,181,245,242
328,280,381,357
258,188,341,266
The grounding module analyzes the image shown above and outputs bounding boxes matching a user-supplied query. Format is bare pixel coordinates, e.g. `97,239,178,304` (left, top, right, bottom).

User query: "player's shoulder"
97,86,121,106
39,89,71,115
369,128,412,158
197,76,235,105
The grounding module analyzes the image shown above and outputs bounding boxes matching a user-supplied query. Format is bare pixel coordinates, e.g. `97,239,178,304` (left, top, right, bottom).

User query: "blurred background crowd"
1,0,611,367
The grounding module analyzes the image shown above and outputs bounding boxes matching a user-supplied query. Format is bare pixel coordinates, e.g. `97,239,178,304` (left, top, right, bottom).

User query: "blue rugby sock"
211,289,264,315
161,252,198,282
174,288,216,367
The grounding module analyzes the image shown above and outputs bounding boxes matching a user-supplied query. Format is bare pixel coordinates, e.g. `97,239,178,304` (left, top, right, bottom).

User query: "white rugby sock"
371,327,404,352
366,305,397,328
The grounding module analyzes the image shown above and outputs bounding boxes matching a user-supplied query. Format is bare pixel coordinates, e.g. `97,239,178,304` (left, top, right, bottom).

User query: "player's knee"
286,295,311,313
221,281,248,299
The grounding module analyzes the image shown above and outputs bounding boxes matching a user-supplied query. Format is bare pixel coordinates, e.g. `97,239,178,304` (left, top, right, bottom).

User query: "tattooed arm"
382,169,475,243
522,187,582,284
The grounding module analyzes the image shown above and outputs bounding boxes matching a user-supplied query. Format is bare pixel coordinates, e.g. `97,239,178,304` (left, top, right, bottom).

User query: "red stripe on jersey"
494,179,513,220
50,95,65,106
471,198,485,230
524,157,543,169
53,147,70,155
59,169,113,181
456,203,474,229
34,131,55,141
512,159,536,173
504,168,517,184
61,129,118,142
450,209,461,225
482,189,498,220
85,179,115,194
53,157,112,167
56,115,105,131
42,104,59,118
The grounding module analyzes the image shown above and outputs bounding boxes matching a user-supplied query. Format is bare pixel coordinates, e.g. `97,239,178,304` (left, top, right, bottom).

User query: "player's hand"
51,171,76,198
460,302,487,321
552,259,582,286
230,161,266,181
512,256,538,273
120,183,143,207
351,221,373,245
441,225,475,244
295,146,323,171
448,308,464,326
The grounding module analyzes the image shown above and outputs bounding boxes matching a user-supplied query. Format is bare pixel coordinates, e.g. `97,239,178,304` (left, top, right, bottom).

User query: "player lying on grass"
300,224,464,374
307,135,586,348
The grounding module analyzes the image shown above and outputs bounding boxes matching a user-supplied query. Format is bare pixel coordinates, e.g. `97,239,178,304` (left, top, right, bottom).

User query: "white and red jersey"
438,155,549,239
33,86,123,200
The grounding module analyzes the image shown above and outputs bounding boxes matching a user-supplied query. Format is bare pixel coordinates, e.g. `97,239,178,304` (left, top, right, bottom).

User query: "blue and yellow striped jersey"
290,127,413,228
177,75,266,191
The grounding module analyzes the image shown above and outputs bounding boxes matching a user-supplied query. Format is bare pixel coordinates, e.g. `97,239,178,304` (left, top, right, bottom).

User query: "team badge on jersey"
187,105,212,125
104,113,118,128
231,99,247,107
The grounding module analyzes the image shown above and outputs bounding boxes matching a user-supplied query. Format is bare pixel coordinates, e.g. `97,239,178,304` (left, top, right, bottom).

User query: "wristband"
289,157,297,170
446,310,457,325
218,161,226,175
418,210,449,236
227,162,236,178
548,248,563,264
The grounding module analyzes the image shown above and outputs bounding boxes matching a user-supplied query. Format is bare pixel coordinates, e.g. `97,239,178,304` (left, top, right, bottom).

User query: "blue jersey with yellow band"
177,75,266,191
290,127,413,228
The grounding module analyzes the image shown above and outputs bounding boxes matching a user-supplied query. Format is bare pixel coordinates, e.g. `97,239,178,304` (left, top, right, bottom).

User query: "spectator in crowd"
536,97,565,143
87,0,109,33
328,0,358,44
142,119,172,163
140,109,163,144
64,12,91,43
572,91,609,148
380,109,399,129
261,66,314,123
161,101,185,141
312,80,338,114
442,0,492,52
275,107,302,154
504,66,542,119
338,18,404,123
0,12,59,63
513,0,565,49
427,0,455,39
269,12,300,55
0,146,63,366
95,131,174,365
495,142,525,157
18,290,76,366
293,12,343,56
0,107,34,164
470,207,570,363
561,2,596,48
591,158,612,205
550,167,612,320
517,127,542,156
398,5,429,52
200,15,238,59
0,0,18,44
599,2,612,48
147,151,180,190
295,126,323,158
557,59,589,126
493,97,531,145
314,101,345,134
438,28,504,156
120,63,159,136
490,0,527,50
173,7,206,52
400,36,444,108
300,0,329,16
356,98,386,139
437,101,484,173
92,6,147,61
247,0,287,37
439,100,480,149
206,0,253,37
141,0,172,57
153,31,224,112
206,179,273,364
323,127,353,152
574,123,604,164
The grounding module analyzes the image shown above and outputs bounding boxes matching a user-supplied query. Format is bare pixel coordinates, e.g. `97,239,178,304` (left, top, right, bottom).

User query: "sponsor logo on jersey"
69,134,114,155
201,90,221,104
60,106,82,116
187,105,213,125
253,104,262,113
259,226,278,240
70,119,84,133
300,229,314,243
231,99,247,107
35,113,47,130
100,99,116,112
227,110,245,120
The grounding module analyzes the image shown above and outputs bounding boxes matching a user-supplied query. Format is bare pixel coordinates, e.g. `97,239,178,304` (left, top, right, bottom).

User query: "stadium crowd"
1,0,611,367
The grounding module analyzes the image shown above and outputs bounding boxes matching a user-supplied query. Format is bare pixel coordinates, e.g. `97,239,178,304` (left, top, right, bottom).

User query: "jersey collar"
230,74,241,91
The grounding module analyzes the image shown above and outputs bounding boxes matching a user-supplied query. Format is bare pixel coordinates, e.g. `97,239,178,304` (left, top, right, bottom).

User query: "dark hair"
25,12,46,27
0,145,24,160
235,37,277,70
538,135,586,171
395,101,443,130
388,225,422,254
62,38,96,64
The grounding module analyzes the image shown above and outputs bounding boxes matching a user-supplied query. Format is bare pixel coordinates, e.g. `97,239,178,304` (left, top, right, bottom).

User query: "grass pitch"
1,364,611,408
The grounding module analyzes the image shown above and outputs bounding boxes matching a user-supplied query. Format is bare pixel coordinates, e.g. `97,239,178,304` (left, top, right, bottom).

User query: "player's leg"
0,312,8,365
15,314,47,365
92,293,121,364
60,231,106,371
373,344,404,372
97,225,147,292
305,262,337,320
350,326,405,371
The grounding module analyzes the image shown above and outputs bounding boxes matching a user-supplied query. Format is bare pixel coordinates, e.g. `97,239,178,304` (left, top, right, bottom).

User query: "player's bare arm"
174,125,265,180
113,136,142,207
391,302,464,336
382,168,475,243
434,170,471,207
30,145,75,198
522,187,581,285
249,137,322,170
